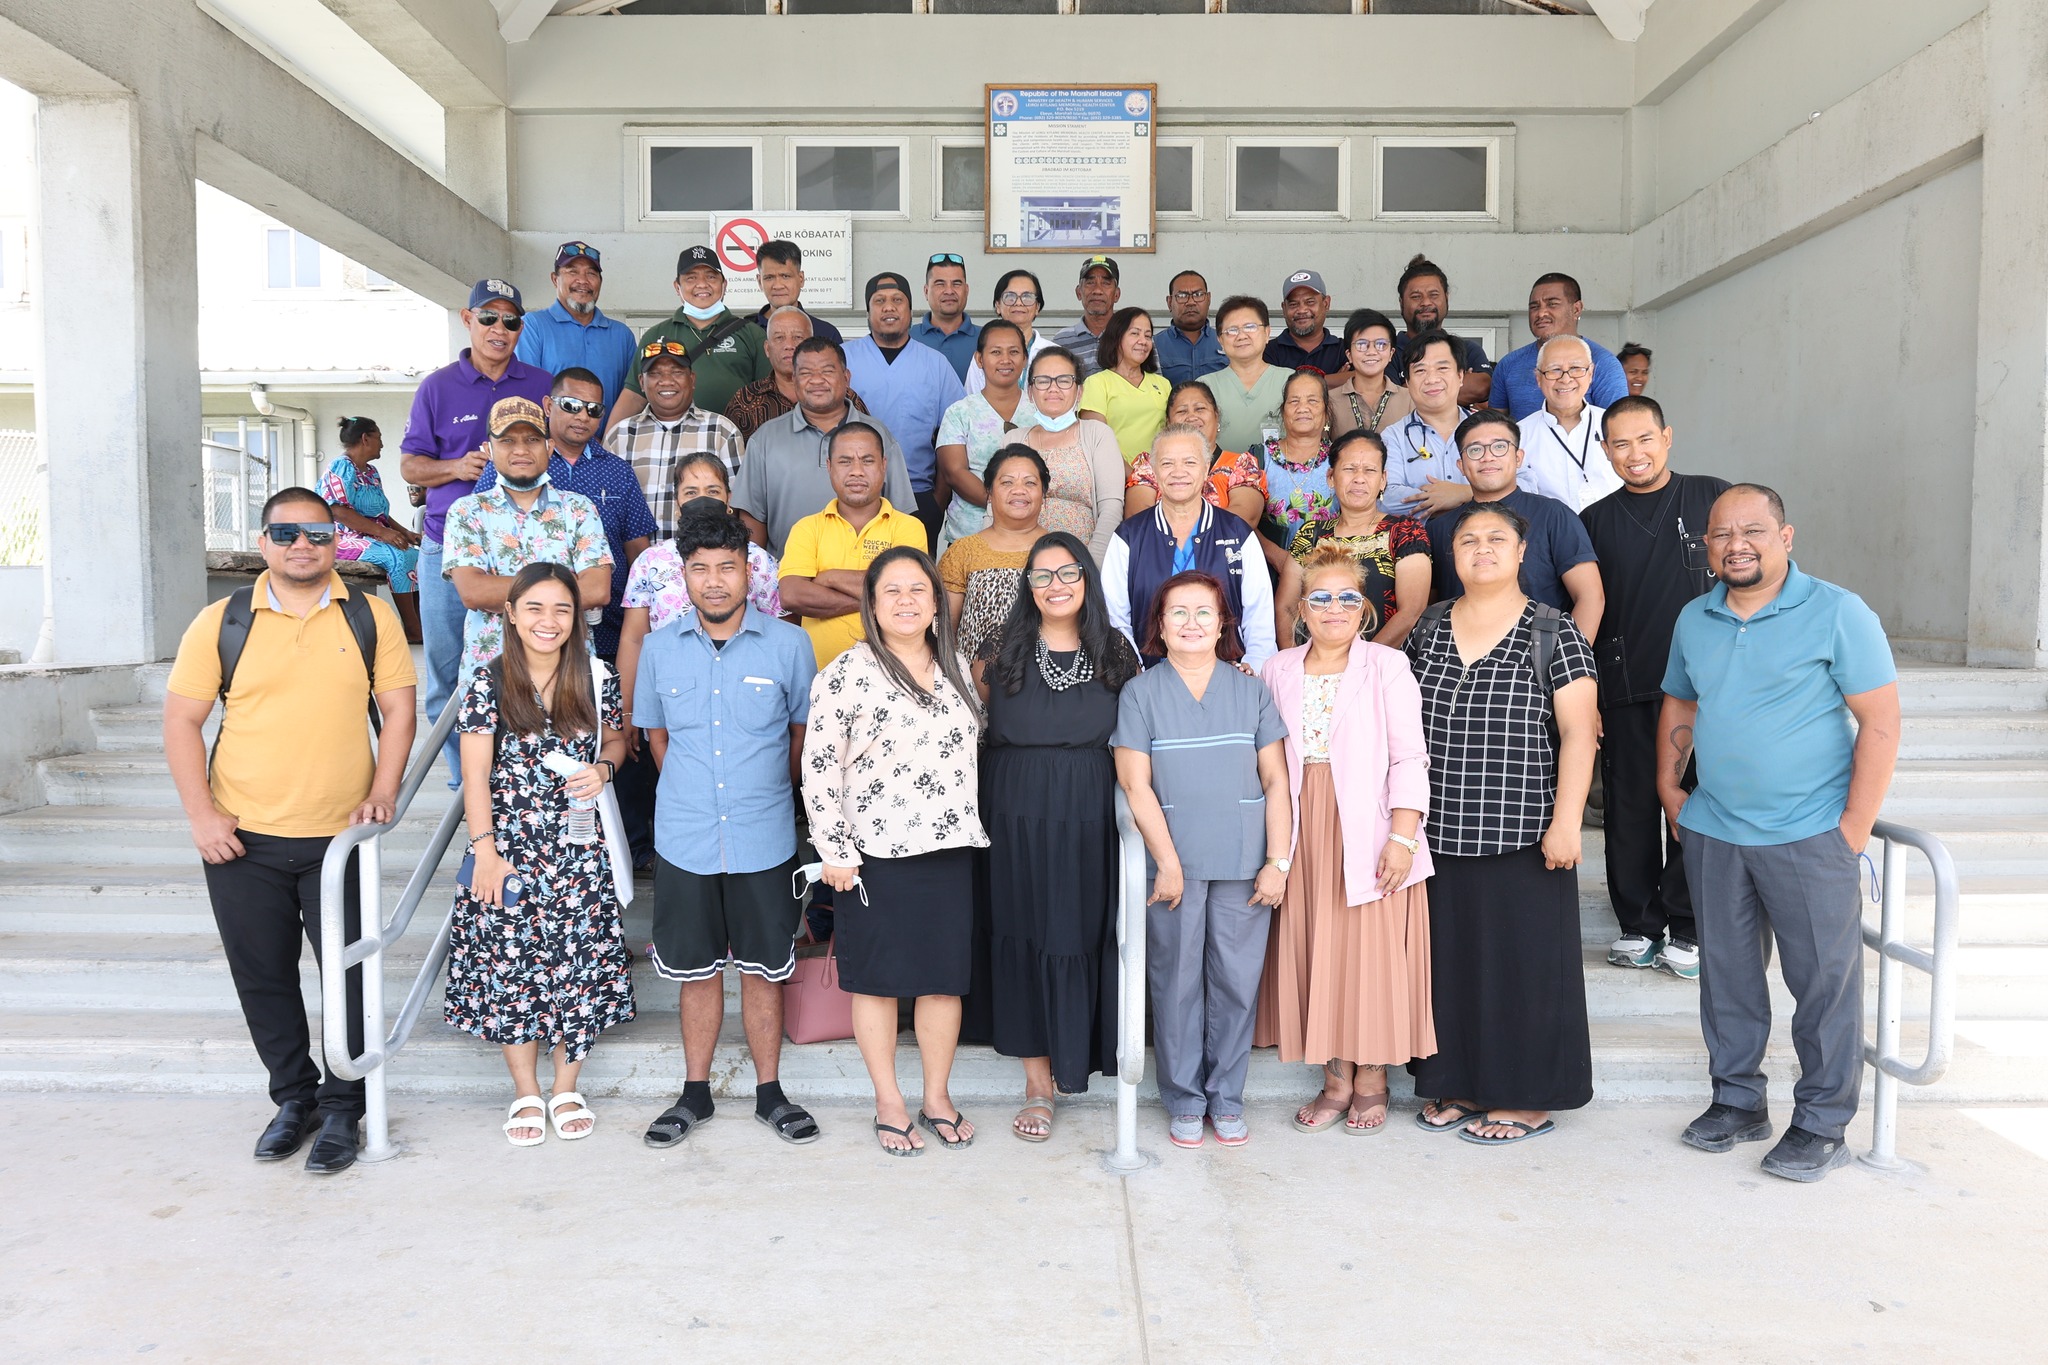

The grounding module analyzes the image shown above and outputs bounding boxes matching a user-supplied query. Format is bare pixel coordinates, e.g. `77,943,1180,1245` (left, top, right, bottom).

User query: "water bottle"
540,751,600,846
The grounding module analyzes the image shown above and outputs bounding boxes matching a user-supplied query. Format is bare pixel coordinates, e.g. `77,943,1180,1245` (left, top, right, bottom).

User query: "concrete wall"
0,662,138,814
0,564,42,656
1643,112,1984,660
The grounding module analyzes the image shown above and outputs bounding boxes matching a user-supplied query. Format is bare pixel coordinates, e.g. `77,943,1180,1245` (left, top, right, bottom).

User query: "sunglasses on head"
929,252,965,267
641,340,692,363
473,308,524,332
266,522,335,546
1025,563,1086,589
551,395,602,417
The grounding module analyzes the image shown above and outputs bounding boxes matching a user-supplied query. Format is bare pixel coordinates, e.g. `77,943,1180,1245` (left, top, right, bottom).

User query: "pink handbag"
783,937,854,1044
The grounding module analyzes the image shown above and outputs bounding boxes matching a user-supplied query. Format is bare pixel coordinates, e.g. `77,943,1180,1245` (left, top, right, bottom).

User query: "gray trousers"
1147,877,1271,1119
1682,829,1865,1139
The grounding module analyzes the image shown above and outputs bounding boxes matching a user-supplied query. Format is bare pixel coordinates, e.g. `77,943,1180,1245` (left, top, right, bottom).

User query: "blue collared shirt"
1379,408,1470,515
842,336,968,493
632,606,817,875
909,313,981,381
475,442,658,657
512,303,640,423
1490,336,1630,421
1663,562,1896,846
1153,323,1227,386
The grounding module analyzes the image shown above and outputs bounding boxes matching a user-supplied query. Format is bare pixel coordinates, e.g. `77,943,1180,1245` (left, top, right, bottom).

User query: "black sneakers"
1680,1101,1773,1153
1760,1125,1853,1183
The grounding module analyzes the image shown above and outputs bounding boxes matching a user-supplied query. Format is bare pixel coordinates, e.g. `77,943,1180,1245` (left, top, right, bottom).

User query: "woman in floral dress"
446,562,635,1146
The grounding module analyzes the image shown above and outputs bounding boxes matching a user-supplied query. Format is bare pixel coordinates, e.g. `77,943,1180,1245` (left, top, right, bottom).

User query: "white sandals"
504,1095,547,1147
547,1091,596,1140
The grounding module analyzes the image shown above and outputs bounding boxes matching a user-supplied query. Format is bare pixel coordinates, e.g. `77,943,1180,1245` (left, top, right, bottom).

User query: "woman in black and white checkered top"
1403,499,1600,1147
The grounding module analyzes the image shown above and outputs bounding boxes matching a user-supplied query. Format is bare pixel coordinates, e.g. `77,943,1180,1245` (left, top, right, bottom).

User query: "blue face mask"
681,300,724,322
500,469,551,493
1037,408,1079,433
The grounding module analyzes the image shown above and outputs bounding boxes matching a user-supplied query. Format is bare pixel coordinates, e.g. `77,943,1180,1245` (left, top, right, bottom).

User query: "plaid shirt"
610,406,746,539
722,378,869,442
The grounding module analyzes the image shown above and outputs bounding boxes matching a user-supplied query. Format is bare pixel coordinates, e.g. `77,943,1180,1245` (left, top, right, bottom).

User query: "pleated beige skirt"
1254,763,1437,1066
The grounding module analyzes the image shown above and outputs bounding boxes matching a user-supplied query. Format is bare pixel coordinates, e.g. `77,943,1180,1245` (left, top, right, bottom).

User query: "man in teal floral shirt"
444,396,612,673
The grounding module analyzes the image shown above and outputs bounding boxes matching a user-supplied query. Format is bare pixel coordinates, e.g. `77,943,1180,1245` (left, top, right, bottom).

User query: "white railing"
1108,787,1152,1171
0,429,42,567
1859,818,1961,1172
202,430,274,552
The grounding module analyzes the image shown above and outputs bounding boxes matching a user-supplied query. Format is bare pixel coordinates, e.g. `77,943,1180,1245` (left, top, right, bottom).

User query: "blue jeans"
417,537,467,785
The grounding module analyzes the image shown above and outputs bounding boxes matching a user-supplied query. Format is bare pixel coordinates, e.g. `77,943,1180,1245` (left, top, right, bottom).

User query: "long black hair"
989,531,1140,697
856,546,979,715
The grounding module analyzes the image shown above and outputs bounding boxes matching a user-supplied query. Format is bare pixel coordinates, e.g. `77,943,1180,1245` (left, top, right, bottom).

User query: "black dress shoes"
254,1100,316,1161
303,1113,362,1175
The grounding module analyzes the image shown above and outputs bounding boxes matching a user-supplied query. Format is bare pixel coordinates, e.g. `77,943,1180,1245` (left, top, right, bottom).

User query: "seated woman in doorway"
445,563,635,1147
322,416,424,643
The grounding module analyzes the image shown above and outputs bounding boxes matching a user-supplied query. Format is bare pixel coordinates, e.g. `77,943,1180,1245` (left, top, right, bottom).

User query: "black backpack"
1415,598,1565,697
216,584,383,736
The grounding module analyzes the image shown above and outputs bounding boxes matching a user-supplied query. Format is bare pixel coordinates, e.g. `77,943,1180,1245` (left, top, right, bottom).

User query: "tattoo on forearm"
1667,724,1694,783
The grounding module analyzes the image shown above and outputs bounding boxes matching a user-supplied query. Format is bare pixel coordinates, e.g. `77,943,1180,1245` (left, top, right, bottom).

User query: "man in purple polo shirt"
399,278,553,782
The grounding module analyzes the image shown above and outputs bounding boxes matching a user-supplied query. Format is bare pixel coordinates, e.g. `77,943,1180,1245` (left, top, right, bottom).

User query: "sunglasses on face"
551,396,602,417
1304,589,1366,612
929,252,965,267
1025,563,1086,589
473,309,523,332
265,522,335,546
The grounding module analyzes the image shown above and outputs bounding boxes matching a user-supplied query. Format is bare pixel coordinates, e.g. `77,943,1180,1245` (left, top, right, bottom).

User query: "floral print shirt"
1258,438,1334,545
319,457,390,560
800,642,989,867
622,539,782,633
443,483,611,673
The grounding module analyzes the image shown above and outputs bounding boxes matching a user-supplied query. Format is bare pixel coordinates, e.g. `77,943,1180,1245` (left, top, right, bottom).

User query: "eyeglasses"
265,522,336,546
1537,364,1592,381
1000,291,1040,306
1025,563,1086,589
641,340,692,363
929,252,965,267
1164,606,1218,627
1304,589,1366,612
1220,323,1264,339
1028,375,1078,392
473,309,524,332
551,396,602,417
1171,289,1209,302
1461,438,1517,460
1350,338,1392,354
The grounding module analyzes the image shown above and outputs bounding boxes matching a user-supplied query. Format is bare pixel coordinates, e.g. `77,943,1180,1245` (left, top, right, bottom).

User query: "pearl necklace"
1036,637,1094,691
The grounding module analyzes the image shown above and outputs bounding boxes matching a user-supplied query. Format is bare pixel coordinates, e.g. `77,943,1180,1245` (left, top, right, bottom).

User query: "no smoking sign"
703,212,854,311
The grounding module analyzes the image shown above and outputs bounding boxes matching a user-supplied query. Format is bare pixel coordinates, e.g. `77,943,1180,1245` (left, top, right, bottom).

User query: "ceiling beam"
497,0,552,42
1586,0,1645,42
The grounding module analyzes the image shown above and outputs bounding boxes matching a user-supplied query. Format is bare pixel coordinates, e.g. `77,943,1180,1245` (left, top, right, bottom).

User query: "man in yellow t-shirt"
776,421,928,665
163,487,417,1175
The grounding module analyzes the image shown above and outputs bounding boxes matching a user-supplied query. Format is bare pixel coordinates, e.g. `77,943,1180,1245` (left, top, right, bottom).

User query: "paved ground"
3,1094,2042,1363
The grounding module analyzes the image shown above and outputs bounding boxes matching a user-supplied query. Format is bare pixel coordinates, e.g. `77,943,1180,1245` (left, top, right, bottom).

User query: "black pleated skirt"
1410,843,1593,1112
833,846,976,999
980,744,1119,1094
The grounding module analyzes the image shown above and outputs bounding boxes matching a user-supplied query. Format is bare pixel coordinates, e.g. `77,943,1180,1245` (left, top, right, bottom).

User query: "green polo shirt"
1662,562,1895,846
627,309,770,417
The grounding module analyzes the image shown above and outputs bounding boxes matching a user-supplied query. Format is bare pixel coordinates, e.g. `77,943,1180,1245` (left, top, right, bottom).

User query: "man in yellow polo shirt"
163,487,417,1175
776,421,927,665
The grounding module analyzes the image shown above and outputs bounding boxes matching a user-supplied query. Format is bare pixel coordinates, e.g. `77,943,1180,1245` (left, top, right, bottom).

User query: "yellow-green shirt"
777,499,929,665
166,573,417,838
1079,368,1172,464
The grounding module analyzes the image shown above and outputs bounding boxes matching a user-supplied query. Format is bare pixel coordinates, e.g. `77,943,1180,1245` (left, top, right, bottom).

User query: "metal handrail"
1107,787,1151,1171
317,695,466,1163
1858,818,1961,1172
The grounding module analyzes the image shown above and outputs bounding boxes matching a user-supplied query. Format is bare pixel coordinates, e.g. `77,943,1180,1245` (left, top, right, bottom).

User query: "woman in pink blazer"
1254,541,1436,1134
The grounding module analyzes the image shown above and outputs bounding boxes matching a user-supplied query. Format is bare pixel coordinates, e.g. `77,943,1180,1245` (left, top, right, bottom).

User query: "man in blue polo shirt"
513,242,639,423
1490,272,1630,420
399,279,553,781
909,252,978,380
844,271,965,547
1153,270,1225,386
634,509,820,1150
1659,483,1899,1183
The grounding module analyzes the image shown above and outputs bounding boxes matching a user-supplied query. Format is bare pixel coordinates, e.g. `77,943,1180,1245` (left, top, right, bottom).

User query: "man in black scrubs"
1580,395,1728,982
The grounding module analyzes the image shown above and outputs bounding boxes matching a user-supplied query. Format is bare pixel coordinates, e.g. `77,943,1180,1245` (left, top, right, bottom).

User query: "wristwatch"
1387,832,1420,853
1264,857,1291,874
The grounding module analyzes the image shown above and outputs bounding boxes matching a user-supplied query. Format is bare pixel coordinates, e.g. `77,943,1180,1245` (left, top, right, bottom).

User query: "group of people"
165,237,1897,1185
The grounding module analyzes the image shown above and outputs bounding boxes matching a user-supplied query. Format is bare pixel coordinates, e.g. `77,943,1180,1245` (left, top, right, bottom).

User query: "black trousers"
202,830,367,1117
601,652,657,867
913,488,946,550
1599,697,1696,945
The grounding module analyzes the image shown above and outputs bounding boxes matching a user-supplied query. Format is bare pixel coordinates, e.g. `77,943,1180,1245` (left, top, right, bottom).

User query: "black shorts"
649,855,806,983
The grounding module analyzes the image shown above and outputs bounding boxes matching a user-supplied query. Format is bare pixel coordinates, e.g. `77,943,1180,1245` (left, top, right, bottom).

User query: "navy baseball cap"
468,278,523,311
554,241,601,273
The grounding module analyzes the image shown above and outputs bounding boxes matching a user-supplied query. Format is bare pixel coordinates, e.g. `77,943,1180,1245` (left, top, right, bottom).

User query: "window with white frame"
934,139,984,219
1374,136,1499,220
1229,139,1346,217
790,140,906,216
1155,139,1200,217
265,229,323,289
643,138,759,217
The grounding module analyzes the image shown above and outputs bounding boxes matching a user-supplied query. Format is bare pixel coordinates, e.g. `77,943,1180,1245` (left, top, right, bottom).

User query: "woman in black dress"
1404,502,1600,1145
974,531,1141,1142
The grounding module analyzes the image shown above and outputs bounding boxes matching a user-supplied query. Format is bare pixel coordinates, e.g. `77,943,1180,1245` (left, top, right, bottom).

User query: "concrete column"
31,97,203,665
1966,0,2048,668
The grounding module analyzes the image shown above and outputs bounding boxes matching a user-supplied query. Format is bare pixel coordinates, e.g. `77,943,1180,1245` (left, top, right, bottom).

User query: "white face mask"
681,300,724,322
